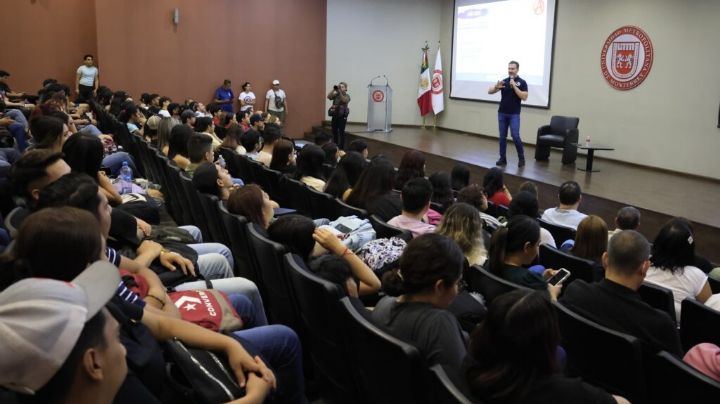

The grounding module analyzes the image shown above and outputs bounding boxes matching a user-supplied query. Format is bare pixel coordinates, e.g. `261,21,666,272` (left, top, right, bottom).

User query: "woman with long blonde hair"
436,202,487,266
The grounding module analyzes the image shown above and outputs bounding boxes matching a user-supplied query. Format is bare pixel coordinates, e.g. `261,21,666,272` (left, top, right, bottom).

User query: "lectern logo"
601,26,653,91
372,90,384,103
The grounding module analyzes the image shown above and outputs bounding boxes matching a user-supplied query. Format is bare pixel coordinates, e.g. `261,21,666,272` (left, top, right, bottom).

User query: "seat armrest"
537,124,553,137
562,128,580,144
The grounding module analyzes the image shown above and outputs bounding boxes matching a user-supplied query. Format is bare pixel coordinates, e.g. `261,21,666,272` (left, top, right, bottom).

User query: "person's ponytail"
381,269,405,296
488,227,509,276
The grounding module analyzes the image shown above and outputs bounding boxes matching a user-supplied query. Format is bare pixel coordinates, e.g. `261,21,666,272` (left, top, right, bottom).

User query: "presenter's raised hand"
495,80,505,90
509,78,516,87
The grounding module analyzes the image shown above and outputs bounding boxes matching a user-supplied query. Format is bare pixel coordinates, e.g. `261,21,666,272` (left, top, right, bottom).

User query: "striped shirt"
107,247,146,308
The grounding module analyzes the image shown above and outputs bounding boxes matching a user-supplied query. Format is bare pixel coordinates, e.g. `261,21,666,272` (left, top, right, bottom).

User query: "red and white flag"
431,49,444,115
417,47,432,116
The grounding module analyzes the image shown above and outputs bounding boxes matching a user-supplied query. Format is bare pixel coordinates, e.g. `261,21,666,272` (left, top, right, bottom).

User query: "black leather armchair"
535,116,580,164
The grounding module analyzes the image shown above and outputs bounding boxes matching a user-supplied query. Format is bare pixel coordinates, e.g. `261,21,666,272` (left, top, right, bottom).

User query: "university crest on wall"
600,25,654,90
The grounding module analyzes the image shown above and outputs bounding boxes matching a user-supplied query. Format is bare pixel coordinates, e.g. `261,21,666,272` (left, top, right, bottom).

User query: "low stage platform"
339,123,720,263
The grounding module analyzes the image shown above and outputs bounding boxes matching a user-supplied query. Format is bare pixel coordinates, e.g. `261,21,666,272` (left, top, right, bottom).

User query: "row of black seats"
285,252,473,403
102,118,466,402
469,265,720,403
107,115,719,402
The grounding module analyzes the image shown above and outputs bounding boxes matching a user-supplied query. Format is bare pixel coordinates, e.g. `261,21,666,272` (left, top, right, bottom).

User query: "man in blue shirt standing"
488,61,528,167
213,79,234,113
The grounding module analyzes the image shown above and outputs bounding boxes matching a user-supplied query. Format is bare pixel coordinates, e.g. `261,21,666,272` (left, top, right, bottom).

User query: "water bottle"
119,161,133,194
585,135,591,147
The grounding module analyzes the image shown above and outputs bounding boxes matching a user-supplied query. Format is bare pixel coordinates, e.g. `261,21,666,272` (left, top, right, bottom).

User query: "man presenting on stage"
488,61,528,167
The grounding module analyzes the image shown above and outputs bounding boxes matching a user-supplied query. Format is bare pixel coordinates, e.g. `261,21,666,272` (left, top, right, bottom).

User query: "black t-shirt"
107,296,166,402
520,375,616,404
500,264,547,290
498,76,528,115
372,297,467,367
458,358,615,404
560,278,683,356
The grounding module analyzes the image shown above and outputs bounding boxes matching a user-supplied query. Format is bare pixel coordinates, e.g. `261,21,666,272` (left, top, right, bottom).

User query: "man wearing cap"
0,262,127,403
180,108,196,128
265,80,287,123
250,112,265,133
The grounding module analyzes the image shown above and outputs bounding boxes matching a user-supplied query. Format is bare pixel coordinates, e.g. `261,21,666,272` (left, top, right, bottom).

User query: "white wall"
326,0,442,125
327,0,720,179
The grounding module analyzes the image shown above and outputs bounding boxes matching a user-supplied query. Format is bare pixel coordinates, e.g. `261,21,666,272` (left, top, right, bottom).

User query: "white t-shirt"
265,89,286,112
645,265,707,322
238,91,256,111
256,150,272,166
540,227,557,248
77,65,98,87
541,207,587,230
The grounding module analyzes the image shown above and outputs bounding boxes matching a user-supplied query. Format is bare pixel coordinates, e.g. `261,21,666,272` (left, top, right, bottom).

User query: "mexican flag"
417,47,432,116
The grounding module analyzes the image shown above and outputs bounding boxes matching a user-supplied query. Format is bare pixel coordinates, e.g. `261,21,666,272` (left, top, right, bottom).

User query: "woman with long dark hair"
466,289,627,403
487,215,561,300
395,149,425,190
62,133,123,205
645,217,713,321
483,167,512,207
269,139,297,175
429,171,454,213
166,124,192,170
324,151,367,200
346,156,401,221
293,144,326,191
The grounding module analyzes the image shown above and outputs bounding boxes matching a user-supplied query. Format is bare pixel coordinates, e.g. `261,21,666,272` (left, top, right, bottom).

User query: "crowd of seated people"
1,72,719,404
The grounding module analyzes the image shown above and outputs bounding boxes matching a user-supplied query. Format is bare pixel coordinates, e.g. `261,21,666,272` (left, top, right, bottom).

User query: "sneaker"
495,159,507,166
518,159,526,167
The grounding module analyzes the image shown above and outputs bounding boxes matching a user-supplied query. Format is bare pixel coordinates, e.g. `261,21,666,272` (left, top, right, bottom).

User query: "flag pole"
435,39,441,130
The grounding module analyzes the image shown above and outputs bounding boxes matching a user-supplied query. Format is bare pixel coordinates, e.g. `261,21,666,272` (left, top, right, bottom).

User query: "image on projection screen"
451,0,556,108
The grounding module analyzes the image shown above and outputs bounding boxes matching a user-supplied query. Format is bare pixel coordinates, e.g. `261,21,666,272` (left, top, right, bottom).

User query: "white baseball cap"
272,79,280,85
0,261,120,394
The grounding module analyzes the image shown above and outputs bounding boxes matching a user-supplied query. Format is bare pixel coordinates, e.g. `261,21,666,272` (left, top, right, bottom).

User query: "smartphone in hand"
547,268,571,286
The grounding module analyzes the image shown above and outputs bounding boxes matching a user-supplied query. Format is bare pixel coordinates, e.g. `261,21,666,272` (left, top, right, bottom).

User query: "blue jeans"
6,122,27,152
103,151,138,177
180,225,235,269
5,109,28,129
233,325,307,404
498,112,524,161
0,148,20,177
228,293,265,328
78,123,102,136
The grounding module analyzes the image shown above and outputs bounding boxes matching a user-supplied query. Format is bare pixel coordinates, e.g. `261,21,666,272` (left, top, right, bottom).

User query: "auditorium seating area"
108,103,720,402
1,83,720,403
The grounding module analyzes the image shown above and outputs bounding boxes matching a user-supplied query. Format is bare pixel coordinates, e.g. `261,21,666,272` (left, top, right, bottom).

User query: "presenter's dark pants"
76,84,94,104
331,114,348,149
498,112,524,161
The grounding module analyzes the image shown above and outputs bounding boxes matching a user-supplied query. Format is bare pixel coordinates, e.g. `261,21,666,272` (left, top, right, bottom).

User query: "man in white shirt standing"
265,79,287,123
75,54,99,103
541,180,587,229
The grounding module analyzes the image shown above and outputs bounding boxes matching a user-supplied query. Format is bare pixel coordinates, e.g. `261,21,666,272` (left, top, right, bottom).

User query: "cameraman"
327,82,350,148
